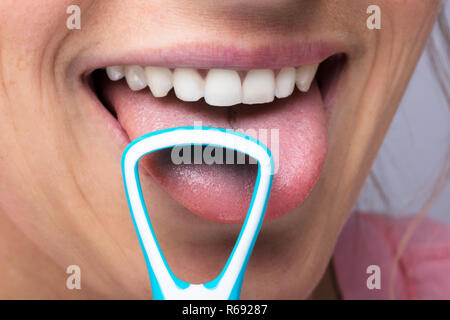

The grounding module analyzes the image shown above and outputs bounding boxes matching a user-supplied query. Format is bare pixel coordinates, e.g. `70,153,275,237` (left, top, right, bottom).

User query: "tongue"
103,78,327,223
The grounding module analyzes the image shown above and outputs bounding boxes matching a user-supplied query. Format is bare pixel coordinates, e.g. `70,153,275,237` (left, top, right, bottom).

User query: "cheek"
381,0,441,54
382,0,441,27
0,0,94,47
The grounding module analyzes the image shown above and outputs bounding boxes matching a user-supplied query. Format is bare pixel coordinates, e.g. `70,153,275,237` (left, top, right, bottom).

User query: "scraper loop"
122,126,274,299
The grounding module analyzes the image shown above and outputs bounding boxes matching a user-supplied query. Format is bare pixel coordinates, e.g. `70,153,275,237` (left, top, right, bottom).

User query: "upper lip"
73,40,350,79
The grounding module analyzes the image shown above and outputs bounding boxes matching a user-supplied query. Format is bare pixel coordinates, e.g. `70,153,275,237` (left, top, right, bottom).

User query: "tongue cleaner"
121,126,274,299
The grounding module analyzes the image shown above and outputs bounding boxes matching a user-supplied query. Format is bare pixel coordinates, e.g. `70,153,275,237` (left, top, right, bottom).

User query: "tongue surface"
103,79,327,223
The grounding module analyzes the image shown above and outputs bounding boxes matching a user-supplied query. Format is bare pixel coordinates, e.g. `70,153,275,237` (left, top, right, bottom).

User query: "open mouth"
83,44,346,223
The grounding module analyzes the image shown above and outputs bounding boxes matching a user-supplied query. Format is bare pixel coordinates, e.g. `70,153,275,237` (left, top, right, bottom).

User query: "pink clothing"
333,212,450,299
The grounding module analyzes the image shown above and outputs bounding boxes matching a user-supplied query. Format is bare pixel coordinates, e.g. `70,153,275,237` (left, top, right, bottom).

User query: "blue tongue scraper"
121,126,274,299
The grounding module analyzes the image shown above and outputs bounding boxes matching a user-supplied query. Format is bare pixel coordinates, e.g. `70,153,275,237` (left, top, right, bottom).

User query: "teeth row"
105,64,319,107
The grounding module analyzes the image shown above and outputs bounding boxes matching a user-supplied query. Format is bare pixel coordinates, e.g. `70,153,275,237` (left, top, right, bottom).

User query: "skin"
0,0,441,299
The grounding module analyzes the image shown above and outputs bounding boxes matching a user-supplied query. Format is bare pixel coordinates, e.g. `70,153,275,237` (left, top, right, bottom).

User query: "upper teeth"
105,64,319,107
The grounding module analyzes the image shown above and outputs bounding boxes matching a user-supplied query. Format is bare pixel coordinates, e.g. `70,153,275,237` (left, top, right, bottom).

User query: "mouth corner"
316,53,347,111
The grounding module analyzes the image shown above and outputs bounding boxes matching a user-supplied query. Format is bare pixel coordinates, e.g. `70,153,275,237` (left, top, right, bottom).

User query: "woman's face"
0,0,440,298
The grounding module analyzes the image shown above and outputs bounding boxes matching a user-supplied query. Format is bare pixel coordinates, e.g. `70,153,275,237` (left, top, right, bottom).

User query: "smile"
81,42,347,223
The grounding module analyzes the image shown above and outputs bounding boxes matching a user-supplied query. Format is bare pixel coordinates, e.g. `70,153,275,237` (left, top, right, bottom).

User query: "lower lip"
99,76,328,223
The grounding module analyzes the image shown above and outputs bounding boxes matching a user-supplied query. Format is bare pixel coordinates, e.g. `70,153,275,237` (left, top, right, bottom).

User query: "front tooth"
173,68,204,102
106,66,125,81
275,67,296,98
145,67,173,97
124,65,147,91
204,69,242,107
296,64,319,92
242,69,275,104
